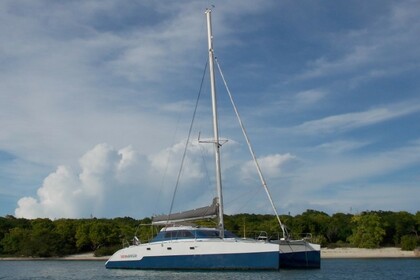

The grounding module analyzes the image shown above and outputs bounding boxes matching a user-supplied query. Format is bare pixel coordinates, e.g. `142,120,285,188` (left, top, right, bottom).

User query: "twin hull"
105,238,321,270
278,240,321,269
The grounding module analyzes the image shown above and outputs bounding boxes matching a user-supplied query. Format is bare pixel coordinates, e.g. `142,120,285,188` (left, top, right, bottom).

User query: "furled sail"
152,198,218,225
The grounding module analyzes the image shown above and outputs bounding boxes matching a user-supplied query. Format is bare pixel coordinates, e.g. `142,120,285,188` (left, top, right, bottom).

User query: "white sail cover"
152,198,218,225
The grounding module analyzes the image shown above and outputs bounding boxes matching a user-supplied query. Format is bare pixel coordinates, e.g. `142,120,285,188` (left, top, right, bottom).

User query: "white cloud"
16,165,82,219
292,140,420,194
300,45,377,80
315,140,370,154
296,1,420,84
297,182,420,215
294,89,328,106
14,144,147,219
296,100,420,134
266,89,328,116
241,153,297,179
149,139,212,186
260,139,420,215
14,140,219,219
2,1,420,218
0,2,207,166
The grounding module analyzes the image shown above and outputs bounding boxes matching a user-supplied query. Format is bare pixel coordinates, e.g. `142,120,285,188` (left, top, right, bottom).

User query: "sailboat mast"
205,8,224,237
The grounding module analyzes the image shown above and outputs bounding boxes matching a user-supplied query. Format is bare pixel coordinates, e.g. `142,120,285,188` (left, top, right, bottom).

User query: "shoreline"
322,247,418,258
1,247,418,261
0,253,108,261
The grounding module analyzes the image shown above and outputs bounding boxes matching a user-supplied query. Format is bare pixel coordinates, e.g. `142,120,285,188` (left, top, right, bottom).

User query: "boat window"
180,230,194,238
195,230,220,238
164,232,174,239
152,229,238,242
192,229,238,239
163,230,194,239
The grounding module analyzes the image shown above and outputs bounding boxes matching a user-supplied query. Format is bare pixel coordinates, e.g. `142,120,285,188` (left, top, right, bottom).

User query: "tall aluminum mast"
205,8,224,237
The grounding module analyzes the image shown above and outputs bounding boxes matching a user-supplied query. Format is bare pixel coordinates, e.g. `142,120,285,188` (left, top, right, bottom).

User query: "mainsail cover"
152,198,218,225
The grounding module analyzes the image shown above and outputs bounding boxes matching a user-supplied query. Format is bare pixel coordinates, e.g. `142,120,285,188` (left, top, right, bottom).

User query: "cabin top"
151,226,237,242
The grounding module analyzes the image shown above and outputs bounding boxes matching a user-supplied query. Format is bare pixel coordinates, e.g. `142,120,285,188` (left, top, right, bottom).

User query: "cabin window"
146,248,151,251
178,230,194,238
167,247,172,250
164,230,194,239
164,232,173,239
196,230,220,238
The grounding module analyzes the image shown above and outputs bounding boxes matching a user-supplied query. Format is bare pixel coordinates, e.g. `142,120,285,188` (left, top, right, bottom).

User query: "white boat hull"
105,238,280,270
105,238,321,269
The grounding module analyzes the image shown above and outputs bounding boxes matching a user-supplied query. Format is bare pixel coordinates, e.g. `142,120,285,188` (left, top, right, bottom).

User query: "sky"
1,0,419,219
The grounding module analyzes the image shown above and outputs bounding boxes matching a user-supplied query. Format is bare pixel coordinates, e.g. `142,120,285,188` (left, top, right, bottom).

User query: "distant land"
0,210,419,258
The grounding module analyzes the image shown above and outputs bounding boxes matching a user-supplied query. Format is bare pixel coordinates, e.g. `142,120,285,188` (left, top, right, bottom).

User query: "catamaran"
105,9,320,270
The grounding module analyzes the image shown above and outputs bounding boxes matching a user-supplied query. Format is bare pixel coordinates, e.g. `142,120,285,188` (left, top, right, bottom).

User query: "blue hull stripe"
279,250,320,268
106,251,279,270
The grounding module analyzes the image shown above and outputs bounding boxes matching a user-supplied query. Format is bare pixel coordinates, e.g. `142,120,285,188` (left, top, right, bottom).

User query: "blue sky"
1,0,419,219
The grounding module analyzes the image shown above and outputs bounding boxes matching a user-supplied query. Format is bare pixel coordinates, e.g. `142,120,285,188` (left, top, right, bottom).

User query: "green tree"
0,216,31,249
0,227,31,256
414,211,420,238
0,217,13,254
326,213,352,244
75,222,91,251
375,211,417,246
393,211,416,245
89,221,113,250
28,219,61,257
54,219,77,255
290,210,330,243
348,213,386,248
400,235,418,251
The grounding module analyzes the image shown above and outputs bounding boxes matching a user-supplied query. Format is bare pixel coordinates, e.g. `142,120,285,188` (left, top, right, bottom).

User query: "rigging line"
214,57,287,238
165,61,208,226
155,115,181,214
198,143,214,198
225,187,262,213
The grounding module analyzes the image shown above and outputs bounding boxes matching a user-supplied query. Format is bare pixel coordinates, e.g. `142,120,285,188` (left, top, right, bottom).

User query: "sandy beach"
61,252,109,261
73,248,417,260
70,247,420,260
321,247,418,258
1,247,418,261
0,253,108,261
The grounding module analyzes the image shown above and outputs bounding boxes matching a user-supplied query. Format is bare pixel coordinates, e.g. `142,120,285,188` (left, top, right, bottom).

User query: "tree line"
0,210,419,257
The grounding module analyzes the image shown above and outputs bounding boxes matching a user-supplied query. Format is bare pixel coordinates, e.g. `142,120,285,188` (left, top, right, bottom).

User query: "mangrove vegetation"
0,210,419,258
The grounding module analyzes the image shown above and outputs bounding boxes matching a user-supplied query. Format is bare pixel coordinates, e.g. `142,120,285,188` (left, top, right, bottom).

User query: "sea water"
0,259,419,279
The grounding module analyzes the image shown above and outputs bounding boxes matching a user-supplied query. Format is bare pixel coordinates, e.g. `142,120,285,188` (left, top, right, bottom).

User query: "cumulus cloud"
3,1,420,218
15,143,146,219
241,153,297,179
14,140,218,219
149,139,213,187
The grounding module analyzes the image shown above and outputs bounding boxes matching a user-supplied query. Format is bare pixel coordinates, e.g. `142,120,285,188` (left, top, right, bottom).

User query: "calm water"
0,259,419,279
